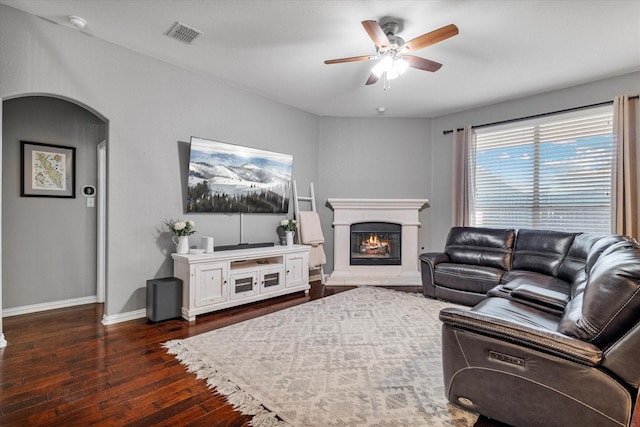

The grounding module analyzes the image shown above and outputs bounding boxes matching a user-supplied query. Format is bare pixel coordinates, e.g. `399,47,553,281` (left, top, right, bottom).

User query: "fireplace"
326,198,428,286
350,222,401,265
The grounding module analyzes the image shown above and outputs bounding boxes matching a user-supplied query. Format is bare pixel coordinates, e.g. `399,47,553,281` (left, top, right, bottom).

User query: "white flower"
164,218,196,236
280,218,298,231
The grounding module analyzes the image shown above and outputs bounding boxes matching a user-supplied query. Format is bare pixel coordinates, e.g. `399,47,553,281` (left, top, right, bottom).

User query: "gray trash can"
146,277,182,322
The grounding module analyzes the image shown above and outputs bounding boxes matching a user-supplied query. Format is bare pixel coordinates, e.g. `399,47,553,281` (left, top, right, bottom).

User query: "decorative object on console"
187,136,293,214
285,231,294,246
201,236,214,253
165,286,477,427
279,218,298,231
280,218,298,246
173,236,189,254
20,141,76,198
164,218,196,254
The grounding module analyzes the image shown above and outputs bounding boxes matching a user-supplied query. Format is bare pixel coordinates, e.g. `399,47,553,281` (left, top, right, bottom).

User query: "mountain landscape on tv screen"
187,138,293,213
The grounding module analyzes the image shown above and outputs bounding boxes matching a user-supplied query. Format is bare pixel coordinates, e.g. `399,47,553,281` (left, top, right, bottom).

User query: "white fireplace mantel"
326,198,428,286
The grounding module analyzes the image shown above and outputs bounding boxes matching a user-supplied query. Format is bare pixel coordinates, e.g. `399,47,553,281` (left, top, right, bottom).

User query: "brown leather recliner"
438,237,640,427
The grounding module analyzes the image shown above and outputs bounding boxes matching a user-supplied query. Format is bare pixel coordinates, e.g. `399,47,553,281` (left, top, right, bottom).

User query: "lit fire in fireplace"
359,233,390,256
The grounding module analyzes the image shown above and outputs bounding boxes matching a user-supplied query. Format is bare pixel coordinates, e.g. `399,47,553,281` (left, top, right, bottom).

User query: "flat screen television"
187,136,294,213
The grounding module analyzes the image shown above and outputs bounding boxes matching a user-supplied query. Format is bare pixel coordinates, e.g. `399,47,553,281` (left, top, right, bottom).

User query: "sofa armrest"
511,283,571,311
419,252,450,266
439,302,602,366
419,252,450,297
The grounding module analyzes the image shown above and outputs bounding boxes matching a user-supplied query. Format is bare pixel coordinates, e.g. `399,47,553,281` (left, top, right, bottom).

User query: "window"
470,106,614,233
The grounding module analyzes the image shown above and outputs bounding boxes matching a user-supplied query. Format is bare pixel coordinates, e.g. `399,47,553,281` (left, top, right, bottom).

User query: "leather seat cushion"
435,263,504,294
501,270,569,289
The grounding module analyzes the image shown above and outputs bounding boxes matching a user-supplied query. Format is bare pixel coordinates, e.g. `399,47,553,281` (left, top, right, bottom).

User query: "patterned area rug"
165,286,478,426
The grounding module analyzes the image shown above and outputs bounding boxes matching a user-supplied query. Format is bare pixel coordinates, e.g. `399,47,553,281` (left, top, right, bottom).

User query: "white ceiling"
2,0,640,118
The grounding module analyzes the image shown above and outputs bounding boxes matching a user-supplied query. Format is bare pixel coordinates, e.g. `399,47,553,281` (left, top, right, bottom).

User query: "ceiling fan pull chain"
383,73,391,91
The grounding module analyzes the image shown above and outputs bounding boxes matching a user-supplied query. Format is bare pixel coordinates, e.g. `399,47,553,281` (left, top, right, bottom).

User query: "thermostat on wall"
82,185,96,197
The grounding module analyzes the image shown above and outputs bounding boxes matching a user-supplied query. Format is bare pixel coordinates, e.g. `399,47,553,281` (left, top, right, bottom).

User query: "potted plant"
280,219,298,246
164,218,196,254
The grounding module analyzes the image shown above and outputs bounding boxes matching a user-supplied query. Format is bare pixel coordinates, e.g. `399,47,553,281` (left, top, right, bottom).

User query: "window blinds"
471,106,614,233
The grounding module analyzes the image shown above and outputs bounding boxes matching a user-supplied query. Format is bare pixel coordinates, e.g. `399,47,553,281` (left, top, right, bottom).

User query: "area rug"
165,286,478,426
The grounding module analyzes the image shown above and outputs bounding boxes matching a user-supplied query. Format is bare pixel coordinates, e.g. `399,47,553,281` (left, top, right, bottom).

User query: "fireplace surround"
326,198,428,286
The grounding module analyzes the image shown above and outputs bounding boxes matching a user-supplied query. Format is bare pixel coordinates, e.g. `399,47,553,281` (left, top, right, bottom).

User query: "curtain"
613,95,640,239
451,125,474,227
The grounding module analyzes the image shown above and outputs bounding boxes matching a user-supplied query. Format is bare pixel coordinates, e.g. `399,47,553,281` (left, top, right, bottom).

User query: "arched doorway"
1,95,108,340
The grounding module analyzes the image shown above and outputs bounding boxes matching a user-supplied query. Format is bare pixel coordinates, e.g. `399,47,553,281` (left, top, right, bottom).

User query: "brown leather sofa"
420,226,640,427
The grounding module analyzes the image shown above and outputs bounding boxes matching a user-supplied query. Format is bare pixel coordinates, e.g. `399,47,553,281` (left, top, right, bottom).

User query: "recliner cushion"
512,229,577,276
445,227,515,270
435,263,504,294
559,240,640,348
556,233,606,283
585,234,628,274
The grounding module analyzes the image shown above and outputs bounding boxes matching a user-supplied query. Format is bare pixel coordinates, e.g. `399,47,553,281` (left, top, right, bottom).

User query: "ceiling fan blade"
403,24,459,52
404,55,443,72
365,73,379,85
361,20,389,49
324,55,376,64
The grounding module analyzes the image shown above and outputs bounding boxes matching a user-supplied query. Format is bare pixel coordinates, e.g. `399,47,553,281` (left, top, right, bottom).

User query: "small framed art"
20,141,76,198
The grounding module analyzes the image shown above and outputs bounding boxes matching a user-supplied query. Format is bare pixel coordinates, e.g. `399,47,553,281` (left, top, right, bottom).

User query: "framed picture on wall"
20,141,76,198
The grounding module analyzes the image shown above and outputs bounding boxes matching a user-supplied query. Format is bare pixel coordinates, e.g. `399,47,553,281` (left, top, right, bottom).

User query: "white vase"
286,230,294,246
172,235,189,254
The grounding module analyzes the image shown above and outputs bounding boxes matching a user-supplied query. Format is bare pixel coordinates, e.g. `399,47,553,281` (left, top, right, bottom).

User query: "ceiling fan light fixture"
371,56,407,80
325,19,458,88
395,58,409,75
385,68,400,80
371,56,392,78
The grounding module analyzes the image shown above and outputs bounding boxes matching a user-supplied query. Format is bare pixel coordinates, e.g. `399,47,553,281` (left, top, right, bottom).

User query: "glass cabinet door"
260,266,285,293
229,270,258,300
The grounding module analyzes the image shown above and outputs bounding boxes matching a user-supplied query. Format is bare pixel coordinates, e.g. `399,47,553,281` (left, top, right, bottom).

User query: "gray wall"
428,71,640,250
2,96,105,307
0,4,319,318
317,117,432,272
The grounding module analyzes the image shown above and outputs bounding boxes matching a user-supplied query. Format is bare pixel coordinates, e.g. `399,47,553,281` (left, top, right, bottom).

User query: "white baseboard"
2,295,98,318
0,334,7,348
101,309,147,325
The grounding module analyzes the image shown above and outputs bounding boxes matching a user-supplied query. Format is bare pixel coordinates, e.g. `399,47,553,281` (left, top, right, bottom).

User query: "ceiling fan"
324,20,459,87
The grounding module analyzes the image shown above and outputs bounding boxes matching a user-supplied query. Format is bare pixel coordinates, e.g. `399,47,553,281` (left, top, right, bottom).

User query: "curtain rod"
442,95,640,135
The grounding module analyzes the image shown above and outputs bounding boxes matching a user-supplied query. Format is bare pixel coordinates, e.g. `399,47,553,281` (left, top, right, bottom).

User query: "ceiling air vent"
167,21,202,44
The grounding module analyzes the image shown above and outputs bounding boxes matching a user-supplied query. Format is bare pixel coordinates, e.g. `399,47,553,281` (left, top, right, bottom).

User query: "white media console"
172,244,310,321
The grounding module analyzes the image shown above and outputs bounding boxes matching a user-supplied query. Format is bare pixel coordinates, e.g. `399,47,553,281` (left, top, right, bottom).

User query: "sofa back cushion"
445,227,515,270
512,229,576,276
556,233,606,284
558,240,640,348
585,234,628,273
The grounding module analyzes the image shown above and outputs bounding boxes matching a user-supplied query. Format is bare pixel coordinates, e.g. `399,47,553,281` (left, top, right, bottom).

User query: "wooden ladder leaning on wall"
292,181,326,284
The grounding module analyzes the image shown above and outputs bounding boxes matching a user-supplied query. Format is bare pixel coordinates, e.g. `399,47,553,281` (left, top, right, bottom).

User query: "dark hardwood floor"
1,282,506,426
